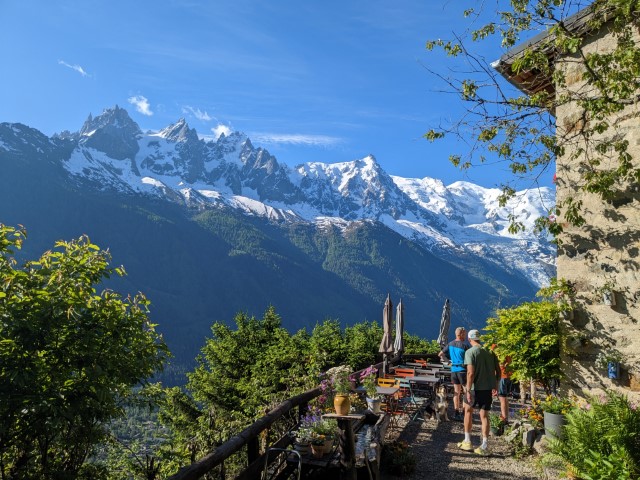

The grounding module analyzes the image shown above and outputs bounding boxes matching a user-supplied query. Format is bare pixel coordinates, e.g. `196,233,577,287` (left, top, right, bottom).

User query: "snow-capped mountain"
2,106,555,287
1,106,557,371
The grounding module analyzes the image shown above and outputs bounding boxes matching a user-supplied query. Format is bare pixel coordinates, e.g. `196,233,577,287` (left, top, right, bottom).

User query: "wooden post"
323,413,364,480
247,437,259,467
299,401,308,422
337,418,357,480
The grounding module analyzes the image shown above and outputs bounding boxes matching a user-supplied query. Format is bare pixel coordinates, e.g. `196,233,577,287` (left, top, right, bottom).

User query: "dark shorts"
499,378,512,397
451,371,467,385
464,390,493,410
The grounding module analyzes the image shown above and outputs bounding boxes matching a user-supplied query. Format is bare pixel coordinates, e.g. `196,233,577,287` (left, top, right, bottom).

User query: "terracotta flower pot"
310,443,324,458
310,438,333,458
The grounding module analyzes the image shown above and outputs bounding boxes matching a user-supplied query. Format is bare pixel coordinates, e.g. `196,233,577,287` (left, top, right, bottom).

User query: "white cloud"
127,95,153,116
212,124,232,140
182,105,212,121
251,133,341,147
58,60,89,77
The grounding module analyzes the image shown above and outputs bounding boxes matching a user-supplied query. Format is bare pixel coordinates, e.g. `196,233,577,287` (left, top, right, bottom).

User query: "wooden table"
323,413,366,480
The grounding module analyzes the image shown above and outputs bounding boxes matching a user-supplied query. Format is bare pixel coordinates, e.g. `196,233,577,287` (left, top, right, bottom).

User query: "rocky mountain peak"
158,118,199,143
78,106,141,160
80,105,141,137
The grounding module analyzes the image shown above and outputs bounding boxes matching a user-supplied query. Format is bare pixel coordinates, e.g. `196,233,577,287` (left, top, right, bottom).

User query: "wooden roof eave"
492,3,614,112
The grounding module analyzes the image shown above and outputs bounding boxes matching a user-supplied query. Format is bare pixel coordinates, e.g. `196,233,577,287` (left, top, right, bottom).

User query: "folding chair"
261,448,301,480
377,377,396,387
376,378,403,428
393,368,416,378
397,378,428,421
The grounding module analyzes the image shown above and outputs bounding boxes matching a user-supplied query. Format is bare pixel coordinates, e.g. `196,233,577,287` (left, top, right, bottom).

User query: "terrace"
167,354,540,480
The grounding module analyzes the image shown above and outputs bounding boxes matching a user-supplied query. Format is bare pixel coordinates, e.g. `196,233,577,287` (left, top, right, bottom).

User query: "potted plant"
290,425,313,455
359,365,382,413
309,418,338,458
595,349,623,379
539,395,574,439
489,412,505,436
324,365,354,415
291,409,323,455
595,281,616,306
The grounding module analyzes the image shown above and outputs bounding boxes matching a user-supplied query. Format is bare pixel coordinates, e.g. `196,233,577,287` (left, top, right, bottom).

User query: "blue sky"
0,0,553,188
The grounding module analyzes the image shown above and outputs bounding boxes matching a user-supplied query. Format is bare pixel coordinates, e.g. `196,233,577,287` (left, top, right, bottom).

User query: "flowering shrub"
293,407,338,444
519,399,543,428
489,412,506,429
359,365,379,399
538,278,576,305
324,365,354,395
539,395,574,415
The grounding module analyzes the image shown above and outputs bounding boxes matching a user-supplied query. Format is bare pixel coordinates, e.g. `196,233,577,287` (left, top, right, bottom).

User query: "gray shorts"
451,371,467,385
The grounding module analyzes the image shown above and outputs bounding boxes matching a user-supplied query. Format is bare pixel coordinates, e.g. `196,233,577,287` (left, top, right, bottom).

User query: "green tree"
308,319,348,372
484,300,561,388
424,0,640,233
155,313,436,478
404,334,440,355
188,307,313,418
0,225,168,479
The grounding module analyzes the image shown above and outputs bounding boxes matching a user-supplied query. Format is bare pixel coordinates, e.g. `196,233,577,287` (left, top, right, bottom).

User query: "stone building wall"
555,23,640,400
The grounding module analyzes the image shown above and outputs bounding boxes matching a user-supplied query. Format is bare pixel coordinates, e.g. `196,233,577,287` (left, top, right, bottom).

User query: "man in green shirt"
457,329,500,456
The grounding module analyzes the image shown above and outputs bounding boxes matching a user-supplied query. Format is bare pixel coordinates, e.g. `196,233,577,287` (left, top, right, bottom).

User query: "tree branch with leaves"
424,0,640,235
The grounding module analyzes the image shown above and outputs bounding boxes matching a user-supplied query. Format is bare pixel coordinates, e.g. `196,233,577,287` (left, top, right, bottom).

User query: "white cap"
468,329,481,341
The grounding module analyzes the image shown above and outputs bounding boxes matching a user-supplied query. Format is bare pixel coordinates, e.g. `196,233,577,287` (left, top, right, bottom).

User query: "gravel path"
382,412,543,480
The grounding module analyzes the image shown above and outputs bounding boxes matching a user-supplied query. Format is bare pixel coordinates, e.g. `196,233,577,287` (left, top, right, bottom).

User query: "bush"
381,440,416,475
551,391,640,479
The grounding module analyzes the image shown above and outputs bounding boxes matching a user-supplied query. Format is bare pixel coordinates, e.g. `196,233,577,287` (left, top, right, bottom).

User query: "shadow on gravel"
383,408,541,480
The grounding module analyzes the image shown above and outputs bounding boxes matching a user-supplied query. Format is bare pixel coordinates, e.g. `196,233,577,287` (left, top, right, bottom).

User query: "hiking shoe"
474,447,489,456
457,441,473,451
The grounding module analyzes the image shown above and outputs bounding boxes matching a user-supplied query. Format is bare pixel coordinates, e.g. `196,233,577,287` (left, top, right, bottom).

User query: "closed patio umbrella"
379,294,394,374
437,298,451,350
393,298,405,357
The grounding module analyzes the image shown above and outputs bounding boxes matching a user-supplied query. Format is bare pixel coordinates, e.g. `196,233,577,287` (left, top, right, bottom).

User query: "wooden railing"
166,354,438,479
167,387,320,480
